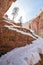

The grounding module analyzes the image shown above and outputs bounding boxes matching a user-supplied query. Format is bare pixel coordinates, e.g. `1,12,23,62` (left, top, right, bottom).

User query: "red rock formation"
29,9,43,38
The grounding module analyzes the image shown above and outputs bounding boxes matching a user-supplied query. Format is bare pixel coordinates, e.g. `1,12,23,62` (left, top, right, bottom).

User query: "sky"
6,0,43,23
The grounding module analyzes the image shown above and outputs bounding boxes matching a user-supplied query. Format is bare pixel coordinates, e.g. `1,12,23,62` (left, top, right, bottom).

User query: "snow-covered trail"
0,38,43,65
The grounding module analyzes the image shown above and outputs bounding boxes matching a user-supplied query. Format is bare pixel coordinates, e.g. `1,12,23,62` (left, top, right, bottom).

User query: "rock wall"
29,11,43,38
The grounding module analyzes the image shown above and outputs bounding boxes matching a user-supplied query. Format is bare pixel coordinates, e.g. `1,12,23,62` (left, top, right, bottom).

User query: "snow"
3,19,21,28
3,18,39,39
3,17,39,38
4,25,37,39
0,38,43,65
28,28,40,38
3,17,40,39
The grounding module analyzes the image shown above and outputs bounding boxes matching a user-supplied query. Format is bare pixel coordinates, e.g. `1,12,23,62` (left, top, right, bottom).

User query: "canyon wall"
29,10,43,38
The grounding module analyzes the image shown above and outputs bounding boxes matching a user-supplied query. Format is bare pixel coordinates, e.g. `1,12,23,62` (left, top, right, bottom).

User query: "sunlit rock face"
29,9,43,38
0,0,16,19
